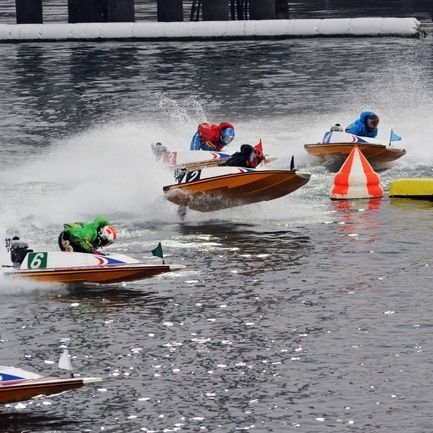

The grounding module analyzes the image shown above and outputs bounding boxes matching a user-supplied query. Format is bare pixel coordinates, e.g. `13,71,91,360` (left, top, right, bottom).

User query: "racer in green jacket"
58,216,117,253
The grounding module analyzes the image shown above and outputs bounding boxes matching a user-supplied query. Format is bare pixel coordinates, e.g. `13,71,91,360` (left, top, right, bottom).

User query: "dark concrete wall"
250,0,276,20
157,0,183,22
68,0,134,23
202,0,228,21
15,0,43,24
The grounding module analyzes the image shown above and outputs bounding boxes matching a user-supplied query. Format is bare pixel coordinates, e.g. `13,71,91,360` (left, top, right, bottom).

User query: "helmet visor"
221,128,235,145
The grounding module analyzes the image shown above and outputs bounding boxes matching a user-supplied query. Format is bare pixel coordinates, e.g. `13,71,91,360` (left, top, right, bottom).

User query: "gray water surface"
0,35,433,433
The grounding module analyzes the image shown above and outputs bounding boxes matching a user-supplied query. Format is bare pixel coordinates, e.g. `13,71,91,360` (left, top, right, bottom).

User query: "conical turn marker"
330,145,383,199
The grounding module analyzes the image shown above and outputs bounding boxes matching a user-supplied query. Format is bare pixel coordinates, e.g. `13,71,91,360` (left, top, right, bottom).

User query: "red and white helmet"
98,226,117,245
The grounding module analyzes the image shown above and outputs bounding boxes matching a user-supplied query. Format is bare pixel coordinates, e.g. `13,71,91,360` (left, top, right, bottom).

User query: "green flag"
151,242,164,260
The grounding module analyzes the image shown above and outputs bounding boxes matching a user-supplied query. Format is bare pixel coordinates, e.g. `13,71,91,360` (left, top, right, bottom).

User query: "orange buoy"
330,145,383,199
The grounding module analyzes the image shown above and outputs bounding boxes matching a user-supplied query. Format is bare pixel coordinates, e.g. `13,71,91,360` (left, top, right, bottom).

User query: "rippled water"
0,34,433,433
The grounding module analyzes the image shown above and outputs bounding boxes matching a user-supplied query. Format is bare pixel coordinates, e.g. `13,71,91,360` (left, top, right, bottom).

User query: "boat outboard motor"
10,237,33,268
330,123,343,132
151,142,168,160
174,167,187,183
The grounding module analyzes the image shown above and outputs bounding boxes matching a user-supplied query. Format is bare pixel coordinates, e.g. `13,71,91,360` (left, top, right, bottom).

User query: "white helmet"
98,226,117,245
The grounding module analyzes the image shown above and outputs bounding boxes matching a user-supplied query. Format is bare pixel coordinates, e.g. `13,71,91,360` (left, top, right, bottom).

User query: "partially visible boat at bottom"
163,166,311,212
1,350,101,405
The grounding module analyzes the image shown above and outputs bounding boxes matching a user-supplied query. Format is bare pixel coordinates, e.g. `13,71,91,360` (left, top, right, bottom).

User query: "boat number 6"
185,170,201,183
28,252,48,269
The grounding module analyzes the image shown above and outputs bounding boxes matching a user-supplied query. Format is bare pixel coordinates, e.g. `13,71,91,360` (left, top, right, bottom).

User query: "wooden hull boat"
4,251,182,285
163,167,311,212
0,365,101,404
11,263,175,284
0,376,100,404
304,131,406,171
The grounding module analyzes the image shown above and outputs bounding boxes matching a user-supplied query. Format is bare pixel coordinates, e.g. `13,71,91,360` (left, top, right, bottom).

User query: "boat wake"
0,88,432,243
0,270,64,295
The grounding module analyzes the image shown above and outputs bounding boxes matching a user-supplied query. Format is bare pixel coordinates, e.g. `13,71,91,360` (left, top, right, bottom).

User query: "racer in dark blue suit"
345,112,379,138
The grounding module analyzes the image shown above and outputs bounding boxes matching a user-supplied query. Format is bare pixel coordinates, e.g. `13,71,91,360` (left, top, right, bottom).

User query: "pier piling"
202,0,228,21
107,0,135,22
15,0,43,24
68,0,135,23
250,0,276,20
276,0,289,19
68,0,98,23
157,0,184,22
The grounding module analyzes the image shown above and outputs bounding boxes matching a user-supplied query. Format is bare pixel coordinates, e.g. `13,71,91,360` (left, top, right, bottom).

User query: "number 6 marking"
30,253,45,269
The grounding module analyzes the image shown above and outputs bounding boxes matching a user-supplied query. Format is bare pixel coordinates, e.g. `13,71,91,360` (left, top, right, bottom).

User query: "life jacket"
63,216,110,253
198,122,234,150
345,111,378,138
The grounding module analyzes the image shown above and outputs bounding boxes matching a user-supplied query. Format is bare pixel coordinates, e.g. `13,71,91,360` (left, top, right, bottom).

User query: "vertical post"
69,0,135,23
237,0,246,20
15,0,43,24
107,0,135,22
95,0,108,21
275,0,289,19
68,0,97,23
157,0,184,22
202,0,228,21
250,0,276,20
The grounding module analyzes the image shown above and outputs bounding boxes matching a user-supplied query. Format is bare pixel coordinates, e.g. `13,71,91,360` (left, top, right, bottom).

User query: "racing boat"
3,245,182,285
304,131,406,171
0,367,101,404
163,165,311,212
1,351,101,404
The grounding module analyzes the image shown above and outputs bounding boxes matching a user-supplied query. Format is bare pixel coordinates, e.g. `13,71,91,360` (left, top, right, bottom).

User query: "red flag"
255,139,263,153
